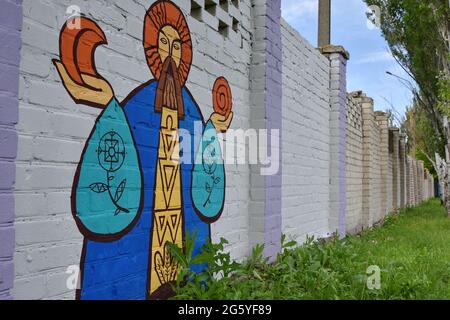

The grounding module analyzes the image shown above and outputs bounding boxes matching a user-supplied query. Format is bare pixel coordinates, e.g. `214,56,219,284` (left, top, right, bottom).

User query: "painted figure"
53,0,233,300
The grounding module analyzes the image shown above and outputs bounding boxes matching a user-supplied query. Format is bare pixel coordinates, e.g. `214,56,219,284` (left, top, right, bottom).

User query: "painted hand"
210,111,233,133
53,59,114,108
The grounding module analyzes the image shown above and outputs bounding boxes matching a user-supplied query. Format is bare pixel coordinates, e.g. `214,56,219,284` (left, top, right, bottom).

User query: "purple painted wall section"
264,0,283,257
0,0,22,300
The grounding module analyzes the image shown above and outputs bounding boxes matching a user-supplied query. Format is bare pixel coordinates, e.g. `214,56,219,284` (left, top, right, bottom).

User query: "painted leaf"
114,179,127,202
89,182,108,193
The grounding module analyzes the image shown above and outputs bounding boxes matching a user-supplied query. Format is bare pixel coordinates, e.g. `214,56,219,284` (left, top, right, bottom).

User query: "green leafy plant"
168,200,450,300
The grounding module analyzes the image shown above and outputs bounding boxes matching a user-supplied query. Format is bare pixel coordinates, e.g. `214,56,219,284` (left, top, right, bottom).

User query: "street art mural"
53,0,233,300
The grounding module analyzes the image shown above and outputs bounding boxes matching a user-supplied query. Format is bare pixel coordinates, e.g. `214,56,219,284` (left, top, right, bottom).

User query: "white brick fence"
0,0,435,299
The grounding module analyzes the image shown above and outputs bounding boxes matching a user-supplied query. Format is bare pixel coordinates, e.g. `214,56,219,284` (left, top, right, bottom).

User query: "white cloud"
354,51,395,64
281,0,317,23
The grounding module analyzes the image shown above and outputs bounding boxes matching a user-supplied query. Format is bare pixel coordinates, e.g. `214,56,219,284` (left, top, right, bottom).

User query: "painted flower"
97,131,126,172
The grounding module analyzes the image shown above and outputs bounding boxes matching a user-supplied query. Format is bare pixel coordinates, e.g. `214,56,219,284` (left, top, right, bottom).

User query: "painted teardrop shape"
192,120,225,222
73,99,142,239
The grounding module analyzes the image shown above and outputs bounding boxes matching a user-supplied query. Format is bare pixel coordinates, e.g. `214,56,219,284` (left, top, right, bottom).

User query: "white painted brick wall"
345,95,363,234
387,147,394,211
368,108,382,225
280,20,331,243
14,0,254,299
12,0,430,301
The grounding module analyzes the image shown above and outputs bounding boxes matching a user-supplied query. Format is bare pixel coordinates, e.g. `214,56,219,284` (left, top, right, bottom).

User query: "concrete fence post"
249,0,283,259
399,134,407,208
352,92,376,228
414,159,419,205
417,161,423,202
375,112,389,217
320,45,349,238
390,128,400,210
406,157,411,207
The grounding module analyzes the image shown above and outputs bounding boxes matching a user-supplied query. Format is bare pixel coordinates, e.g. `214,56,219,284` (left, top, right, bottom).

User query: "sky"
281,0,415,122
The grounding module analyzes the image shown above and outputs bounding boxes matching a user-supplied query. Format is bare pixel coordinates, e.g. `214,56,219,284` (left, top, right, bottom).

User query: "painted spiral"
212,77,233,118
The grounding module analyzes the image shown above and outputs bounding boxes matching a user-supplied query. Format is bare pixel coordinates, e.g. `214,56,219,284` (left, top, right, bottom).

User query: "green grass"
170,199,450,300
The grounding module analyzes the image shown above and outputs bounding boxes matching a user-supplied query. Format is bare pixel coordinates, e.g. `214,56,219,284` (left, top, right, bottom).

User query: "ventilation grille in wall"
346,96,362,131
190,0,242,43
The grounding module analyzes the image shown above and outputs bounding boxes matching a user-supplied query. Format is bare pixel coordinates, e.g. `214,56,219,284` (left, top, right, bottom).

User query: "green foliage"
437,71,450,117
416,149,437,177
364,0,449,160
169,200,450,300
364,0,448,103
403,102,446,177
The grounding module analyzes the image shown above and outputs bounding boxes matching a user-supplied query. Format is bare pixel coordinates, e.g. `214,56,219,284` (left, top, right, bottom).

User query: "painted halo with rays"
143,0,193,87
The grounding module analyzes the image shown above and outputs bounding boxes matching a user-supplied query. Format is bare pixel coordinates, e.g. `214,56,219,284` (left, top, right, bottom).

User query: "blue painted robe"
76,80,224,300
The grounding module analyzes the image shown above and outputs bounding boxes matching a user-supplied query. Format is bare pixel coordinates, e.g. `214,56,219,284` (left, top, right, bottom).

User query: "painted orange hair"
143,0,192,86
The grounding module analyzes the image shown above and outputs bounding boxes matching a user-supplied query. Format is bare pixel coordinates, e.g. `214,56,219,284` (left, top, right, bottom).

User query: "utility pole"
318,0,331,47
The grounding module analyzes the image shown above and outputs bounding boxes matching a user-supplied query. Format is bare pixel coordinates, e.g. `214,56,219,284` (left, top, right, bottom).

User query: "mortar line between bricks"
15,266,80,279
13,134,88,144
15,239,84,250
13,132,95,142
14,240,84,251
0,223,13,228
0,60,20,69
14,189,72,195
15,213,83,222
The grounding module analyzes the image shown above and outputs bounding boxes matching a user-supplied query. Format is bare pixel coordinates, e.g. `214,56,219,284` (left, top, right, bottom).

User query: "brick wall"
280,20,331,243
375,112,389,219
4,0,436,300
399,134,407,208
406,156,411,206
248,0,283,259
356,92,382,228
406,159,434,204
325,45,349,238
391,129,399,210
0,0,22,300
387,143,394,211
13,0,255,299
184,0,254,262
342,92,436,231
345,95,363,234
411,157,419,205
368,101,382,225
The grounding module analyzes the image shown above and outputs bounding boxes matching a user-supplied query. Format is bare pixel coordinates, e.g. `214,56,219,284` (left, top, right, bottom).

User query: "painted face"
158,25,182,67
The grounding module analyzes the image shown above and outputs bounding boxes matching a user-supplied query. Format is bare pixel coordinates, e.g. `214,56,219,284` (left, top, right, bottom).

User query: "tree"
437,68,450,117
403,104,444,176
364,0,449,140
364,0,449,209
